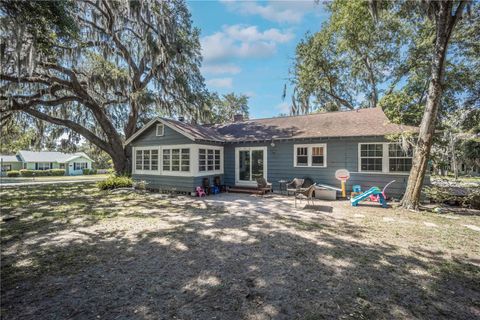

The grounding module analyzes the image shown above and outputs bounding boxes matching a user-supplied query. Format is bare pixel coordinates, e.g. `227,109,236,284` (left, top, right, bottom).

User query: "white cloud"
201,24,294,62
206,77,233,89
201,63,241,75
221,0,325,24
275,102,291,114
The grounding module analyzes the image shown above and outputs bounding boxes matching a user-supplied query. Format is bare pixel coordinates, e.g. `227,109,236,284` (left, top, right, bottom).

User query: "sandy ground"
1,185,479,319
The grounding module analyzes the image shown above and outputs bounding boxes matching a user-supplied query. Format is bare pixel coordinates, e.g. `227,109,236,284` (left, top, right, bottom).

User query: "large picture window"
294,144,327,167
37,162,52,170
199,148,221,172
359,143,413,173
135,149,159,172
163,148,190,172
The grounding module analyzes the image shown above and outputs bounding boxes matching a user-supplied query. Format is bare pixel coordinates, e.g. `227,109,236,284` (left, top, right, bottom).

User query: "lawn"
1,184,479,319
0,174,109,184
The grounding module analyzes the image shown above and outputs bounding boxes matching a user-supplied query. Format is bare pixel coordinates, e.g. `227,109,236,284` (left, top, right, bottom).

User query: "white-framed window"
73,162,88,170
1,164,12,172
135,149,159,172
359,143,383,172
156,124,164,136
358,143,413,173
163,148,190,172
199,148,221,172
388,143,413,172
37,162,52,170
293,144,327,167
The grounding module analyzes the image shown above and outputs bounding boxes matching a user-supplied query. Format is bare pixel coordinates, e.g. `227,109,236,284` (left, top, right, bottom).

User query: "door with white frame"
235,146,267,186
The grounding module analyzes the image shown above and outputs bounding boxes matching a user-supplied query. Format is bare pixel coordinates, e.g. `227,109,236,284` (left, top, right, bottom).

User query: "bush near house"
18,169,66,177
97,175,133,190
19,169,36,177
50,169,66,176
6,170,20,177
82,168,98,175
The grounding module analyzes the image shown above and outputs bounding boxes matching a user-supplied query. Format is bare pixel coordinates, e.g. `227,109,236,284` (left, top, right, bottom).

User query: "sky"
188,0,330,119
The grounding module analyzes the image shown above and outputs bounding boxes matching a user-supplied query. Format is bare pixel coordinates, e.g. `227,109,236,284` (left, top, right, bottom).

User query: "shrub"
6,170,20,177
90,169,97,175
82,168,91,175
19,169,35,177
50,169,65,176
97,175,133,190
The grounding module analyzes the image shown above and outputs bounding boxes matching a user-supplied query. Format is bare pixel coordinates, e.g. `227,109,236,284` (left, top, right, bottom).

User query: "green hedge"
97,175,133,190
82,168,98,175
19,169,65,177
50,169,66,176
6,170,20,177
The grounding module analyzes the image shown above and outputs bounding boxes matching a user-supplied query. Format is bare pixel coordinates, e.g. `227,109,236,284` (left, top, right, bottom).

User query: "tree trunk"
450,133,459,180
401,3,456,210
110,148,129,174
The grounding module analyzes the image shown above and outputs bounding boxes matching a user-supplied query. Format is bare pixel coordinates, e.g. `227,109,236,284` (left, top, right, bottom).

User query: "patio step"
228,186,264,195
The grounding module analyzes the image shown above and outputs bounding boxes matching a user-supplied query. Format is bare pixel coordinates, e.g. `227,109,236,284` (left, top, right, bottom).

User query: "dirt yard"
1,183,479,319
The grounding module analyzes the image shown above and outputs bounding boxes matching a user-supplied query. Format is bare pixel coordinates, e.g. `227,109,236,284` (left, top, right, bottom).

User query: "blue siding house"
125,108,421,198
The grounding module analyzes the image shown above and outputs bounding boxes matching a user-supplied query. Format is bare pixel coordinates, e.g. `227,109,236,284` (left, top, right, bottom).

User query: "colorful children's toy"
351,187,387,208
196,186,206,197
350,180,395,208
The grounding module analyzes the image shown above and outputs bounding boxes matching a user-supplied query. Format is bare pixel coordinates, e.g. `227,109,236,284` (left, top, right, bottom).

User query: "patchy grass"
1,184,479,319
0,174,109,184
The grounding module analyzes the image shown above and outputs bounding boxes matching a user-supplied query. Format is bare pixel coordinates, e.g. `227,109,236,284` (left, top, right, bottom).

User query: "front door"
235,147,267,186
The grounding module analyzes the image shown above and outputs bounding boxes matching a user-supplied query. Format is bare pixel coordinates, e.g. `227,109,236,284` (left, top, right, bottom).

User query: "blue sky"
188,1,330,119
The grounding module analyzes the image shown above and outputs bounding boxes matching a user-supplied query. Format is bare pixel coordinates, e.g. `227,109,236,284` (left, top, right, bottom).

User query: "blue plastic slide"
350,187,387,208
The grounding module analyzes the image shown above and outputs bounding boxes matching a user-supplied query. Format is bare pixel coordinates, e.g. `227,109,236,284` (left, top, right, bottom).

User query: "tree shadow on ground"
1,188,479,320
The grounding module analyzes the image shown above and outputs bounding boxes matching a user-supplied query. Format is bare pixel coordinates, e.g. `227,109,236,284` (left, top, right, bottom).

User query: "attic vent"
178,116,185,122
233,114,244,122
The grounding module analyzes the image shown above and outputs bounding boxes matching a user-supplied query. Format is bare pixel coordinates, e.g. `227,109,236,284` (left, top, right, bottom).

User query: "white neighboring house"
0,151,94,176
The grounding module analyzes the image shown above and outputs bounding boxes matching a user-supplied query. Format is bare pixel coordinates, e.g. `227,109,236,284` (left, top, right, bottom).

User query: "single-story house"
0,151,94,176
125,108,425,198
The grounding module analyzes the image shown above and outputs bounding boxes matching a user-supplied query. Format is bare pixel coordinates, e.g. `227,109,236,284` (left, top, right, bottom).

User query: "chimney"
178,116,185,122
233,114,244,122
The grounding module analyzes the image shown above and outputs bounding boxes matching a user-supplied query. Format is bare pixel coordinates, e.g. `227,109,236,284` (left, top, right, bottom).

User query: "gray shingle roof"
212,108,418,142
17,151,93,163
127,108,419,144
0,155,21,162
161,118,225,142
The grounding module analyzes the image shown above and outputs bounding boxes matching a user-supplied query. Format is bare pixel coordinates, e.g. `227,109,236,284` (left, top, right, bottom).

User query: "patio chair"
301,177,315,188
294,184,316,208
286,178,304,196
256,177,272,195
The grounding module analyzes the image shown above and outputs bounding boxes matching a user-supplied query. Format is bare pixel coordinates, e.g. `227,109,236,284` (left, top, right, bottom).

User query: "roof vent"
178,116,185,122
233,114,244,122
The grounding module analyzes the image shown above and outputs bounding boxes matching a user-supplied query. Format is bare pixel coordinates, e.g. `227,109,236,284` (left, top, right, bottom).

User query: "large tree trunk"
401,2,459,210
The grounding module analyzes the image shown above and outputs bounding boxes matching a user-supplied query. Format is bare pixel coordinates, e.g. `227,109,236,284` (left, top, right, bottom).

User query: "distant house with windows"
125,108,423,198
0,151,94,176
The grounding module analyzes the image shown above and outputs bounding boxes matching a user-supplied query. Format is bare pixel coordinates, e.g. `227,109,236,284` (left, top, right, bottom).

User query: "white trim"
358,142,413,174
235,146,268,186
132,144,224,177
156,124,164,136
293,143,327,168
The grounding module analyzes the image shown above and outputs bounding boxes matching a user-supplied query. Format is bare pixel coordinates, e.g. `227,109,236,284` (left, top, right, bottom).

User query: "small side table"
278,180,288,195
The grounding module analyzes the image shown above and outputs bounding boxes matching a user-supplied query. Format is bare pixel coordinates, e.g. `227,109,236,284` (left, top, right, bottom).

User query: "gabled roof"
124,117,224,145
125,108,418,145
17,151,94,163
0,155,21,162
213,108,418,142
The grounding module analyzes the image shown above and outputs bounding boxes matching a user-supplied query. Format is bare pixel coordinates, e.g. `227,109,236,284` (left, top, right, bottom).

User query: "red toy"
196,186,206,197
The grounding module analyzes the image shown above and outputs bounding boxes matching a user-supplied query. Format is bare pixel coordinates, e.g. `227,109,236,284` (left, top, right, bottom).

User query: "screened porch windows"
199,148,221,173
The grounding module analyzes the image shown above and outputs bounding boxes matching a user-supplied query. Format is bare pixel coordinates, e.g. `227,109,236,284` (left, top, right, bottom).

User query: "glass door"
236,147,267,185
